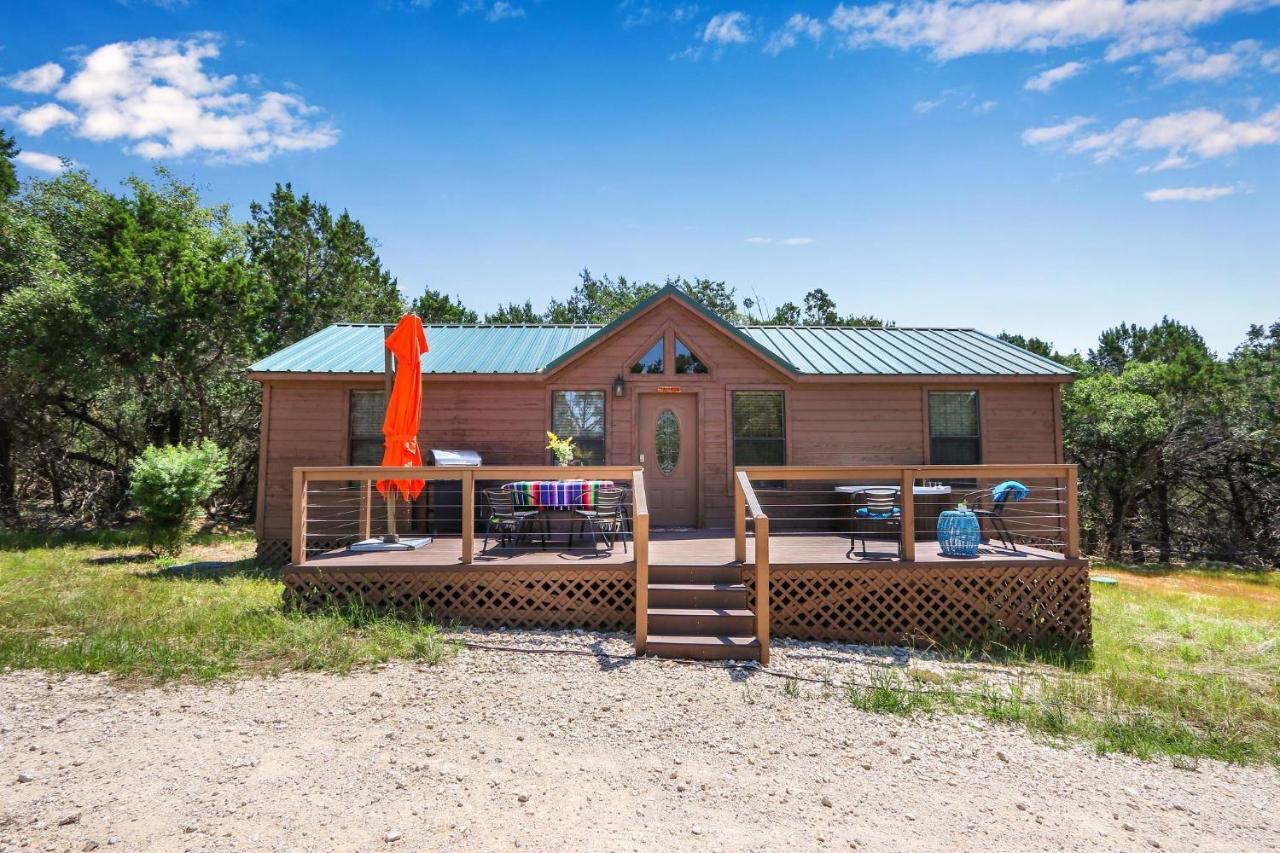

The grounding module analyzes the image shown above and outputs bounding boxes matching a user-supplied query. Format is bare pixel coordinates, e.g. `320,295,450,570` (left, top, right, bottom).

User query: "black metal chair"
573,487,627,554
481,488,541,552
961,487,1019,551
849,488,901,558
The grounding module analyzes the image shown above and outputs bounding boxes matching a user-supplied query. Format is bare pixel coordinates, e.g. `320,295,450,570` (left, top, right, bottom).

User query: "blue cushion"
855,506,900,518
992,480,1029,503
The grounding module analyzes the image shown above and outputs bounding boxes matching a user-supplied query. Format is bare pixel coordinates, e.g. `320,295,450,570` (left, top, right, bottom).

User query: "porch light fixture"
613,374,625,398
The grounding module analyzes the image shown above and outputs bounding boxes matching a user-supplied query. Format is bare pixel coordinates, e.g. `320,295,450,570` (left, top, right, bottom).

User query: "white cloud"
1025,106,1280,167
782,236,814,245
619,2,700,28
486,1,525,20
744,236,772,244
1154,39,1270,82
14,150,69,173
16,103,78,135
1021,115,1094,145
459,0,524,19
4,62,65,94
764,13,825,55
1025,60,1086,92
2,37,337,164
703,11,751,44
826,0,1276,61
1144,185,1235,201
913,97,943,114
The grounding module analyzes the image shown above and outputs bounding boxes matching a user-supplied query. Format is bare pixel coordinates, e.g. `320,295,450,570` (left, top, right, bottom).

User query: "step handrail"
633,469,650,655
735,470,770,666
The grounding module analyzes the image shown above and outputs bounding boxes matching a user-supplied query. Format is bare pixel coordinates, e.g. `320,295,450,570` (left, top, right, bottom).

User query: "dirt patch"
1101,569,1280,605
2,630,1277,852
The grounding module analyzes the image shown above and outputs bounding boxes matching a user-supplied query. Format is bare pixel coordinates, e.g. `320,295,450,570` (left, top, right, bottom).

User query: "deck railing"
735,471,770,665
290,466,650,580
733,464,1080,563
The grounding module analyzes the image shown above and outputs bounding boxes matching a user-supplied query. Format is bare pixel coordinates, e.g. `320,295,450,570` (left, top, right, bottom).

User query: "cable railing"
733,464,1080,563
290,466,650,573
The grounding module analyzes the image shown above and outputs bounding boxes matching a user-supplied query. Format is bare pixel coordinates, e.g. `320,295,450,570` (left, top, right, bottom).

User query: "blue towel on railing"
992,480,1029,503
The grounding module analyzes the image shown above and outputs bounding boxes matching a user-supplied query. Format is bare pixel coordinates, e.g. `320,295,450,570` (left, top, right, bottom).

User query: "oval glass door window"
656,409,680,475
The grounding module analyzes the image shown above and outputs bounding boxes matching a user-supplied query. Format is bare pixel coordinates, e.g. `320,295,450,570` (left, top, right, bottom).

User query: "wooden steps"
642,564,762,662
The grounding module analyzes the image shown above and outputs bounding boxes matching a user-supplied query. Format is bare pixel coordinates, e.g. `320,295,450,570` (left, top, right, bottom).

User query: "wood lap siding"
790,386,924,465
979,385,1059,463
260,383,350,540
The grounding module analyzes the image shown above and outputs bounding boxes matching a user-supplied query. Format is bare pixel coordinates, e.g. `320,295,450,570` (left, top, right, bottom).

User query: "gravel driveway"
2,630,1277,852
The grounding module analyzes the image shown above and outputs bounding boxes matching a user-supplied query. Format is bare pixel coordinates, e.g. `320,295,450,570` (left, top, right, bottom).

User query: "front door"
638,393,699,527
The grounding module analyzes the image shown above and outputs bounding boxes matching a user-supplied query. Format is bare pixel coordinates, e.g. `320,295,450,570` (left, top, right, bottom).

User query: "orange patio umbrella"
377,314,429,510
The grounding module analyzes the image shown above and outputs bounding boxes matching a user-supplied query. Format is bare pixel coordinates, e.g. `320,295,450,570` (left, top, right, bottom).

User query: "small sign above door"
655,386,683,393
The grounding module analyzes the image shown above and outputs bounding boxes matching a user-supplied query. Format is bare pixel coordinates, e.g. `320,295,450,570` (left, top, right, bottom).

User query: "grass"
841,565,1280,766
0,529,453,682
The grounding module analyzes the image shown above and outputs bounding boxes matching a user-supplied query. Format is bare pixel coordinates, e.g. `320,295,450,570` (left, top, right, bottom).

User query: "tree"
410,288,477,323
485,301,540,323
247,183,404,353
0,129,18,200
803,288,839,325
543,269,660,324
997,332,1057,360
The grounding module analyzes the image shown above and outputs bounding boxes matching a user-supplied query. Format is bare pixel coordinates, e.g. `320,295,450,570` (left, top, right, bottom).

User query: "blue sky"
3,1,1278,355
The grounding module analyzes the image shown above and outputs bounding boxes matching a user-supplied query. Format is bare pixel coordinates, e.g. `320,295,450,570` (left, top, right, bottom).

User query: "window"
630,340,664,374
552,391,606,465
674,337,708,374
732,391,786,466
349,390,386,465
929,391,981,465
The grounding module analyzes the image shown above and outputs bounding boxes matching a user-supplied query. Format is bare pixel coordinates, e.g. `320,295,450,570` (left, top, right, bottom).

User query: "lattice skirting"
282,566,636,632
742,563,1091,650
258,538,358,568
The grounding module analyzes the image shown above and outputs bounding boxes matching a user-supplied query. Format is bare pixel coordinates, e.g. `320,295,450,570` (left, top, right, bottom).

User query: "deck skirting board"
282,564,637,633
741,562,1091,650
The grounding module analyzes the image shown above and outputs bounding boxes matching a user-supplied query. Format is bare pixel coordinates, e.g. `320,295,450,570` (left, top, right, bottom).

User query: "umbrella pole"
384,491,399,543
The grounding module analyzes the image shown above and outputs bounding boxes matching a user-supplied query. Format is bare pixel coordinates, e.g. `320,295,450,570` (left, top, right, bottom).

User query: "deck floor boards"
299,529,1070,570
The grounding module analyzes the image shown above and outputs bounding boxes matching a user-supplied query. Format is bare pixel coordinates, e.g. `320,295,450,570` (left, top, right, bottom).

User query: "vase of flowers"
546,431,576,466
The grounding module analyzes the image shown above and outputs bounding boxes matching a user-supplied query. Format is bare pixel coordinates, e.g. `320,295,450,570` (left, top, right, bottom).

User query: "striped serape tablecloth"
502,479,616,510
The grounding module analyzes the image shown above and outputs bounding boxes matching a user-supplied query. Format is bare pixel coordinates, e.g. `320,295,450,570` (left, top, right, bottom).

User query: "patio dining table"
835,484,954,546
500,480,620,548
502,479,617,509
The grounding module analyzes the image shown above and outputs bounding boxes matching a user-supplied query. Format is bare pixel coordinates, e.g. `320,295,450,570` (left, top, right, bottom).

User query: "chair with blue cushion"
848,488,901,559
961,481,1028,552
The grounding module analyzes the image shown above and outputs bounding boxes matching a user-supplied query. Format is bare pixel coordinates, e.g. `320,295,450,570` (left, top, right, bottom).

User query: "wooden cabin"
250,286,1088,659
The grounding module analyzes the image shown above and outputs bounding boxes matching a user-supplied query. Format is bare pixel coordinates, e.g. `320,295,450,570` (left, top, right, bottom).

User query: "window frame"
729,389,788,481
348,388,387,465
925,389,983,466
549,388,608,466
621,322,717,382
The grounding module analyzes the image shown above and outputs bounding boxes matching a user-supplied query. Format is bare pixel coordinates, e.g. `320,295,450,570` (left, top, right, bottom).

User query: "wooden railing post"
755,514,770,666
899,467,916,562
461,469,475,564
633,470,650,656
733,470,747,563
1065,465,1080,558
291,468,307,566
360,478,372,541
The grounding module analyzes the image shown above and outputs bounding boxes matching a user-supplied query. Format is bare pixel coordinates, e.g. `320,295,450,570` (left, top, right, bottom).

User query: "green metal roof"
737,326,1070,376
250,298,1072,378
250,323,601,374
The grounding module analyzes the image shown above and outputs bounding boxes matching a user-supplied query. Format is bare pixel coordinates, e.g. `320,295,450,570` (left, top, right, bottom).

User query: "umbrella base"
348,536,433,552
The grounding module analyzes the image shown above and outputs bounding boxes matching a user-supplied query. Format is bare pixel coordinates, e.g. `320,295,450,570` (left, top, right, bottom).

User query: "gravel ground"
2,629,1278,852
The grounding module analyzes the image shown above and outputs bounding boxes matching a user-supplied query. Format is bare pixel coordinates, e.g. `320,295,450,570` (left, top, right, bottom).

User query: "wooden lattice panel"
742,563,1091,650
283,566,635,632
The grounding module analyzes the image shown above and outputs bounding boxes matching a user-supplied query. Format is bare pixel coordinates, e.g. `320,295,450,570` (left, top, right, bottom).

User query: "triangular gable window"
630,339,664,374
674,337,708,374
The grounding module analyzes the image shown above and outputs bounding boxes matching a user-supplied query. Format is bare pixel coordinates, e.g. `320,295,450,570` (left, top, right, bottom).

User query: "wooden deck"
300,528,1074,571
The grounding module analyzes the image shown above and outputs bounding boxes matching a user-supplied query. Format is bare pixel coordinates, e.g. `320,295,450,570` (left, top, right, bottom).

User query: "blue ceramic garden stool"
937,509,981,557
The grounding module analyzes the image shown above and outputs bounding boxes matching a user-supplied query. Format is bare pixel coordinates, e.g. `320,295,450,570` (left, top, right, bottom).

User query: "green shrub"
129,441,228,557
